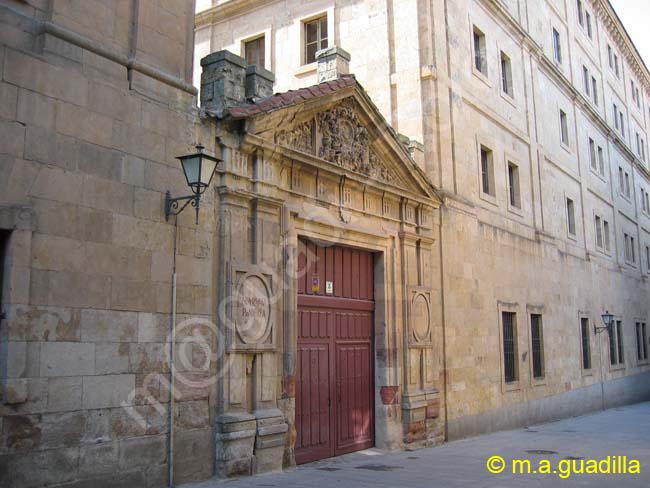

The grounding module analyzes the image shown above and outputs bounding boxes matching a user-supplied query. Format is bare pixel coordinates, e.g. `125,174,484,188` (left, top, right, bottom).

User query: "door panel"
295,240,375,464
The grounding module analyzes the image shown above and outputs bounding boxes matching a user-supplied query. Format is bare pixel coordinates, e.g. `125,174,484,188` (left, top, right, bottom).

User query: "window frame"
472,25,488,78
0,229,10,322
302,13,329,65
636,321,648,363
500,50,513,98
479,143,496,201
559,109,570,147
498,302,520,391
580,315,592,373
529,312,545,381
553,28,562,65
566,197,576,238
507,160,521,211
243,35,266,69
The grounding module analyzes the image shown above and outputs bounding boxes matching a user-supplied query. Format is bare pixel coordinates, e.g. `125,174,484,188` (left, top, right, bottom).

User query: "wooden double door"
295,239,375,464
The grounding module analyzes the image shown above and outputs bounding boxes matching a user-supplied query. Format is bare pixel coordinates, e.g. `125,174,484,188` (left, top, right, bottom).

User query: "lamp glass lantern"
595,310,615,335
165,144,220,223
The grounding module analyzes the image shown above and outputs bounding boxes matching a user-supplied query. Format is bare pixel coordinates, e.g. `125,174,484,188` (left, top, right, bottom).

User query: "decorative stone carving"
236,275,271,344
317,102,397,184
409,289,432,347
275,120,314,154
228,266,275,352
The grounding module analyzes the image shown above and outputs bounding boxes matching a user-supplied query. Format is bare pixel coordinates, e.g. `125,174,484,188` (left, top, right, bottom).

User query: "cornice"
195,0,276,29
595,0,650,93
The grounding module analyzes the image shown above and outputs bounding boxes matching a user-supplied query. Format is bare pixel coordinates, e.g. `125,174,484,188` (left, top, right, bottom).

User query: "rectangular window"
609,321,619,365
553,28,562,64
608,45,613,68
480,145,495,196
583,66,590,96
631,80,636,103
609,320,625,366
620,112,625,136
631,236,636,263
0,230,9,321
616,320,624,365
244,36,265,68
585,11,592,38
304,15,328,64
473,27,487,75
566,197,576,236
625,172,630,197
508,161,520,208
531,314,544,379
618,166,624,192
614,54,620,77
641,189,647,213
624,233,635,263
581,317,592,370
647,246,650,272
597,146,605,175
502,311,518,383
637,132,641,156
614,103,619,129
603,220,611,251
560,109,569,145
592,77,598,106
595,215,603,248
636,322,648,361
577,0,584,26
501,51,513,96
589,138,597,170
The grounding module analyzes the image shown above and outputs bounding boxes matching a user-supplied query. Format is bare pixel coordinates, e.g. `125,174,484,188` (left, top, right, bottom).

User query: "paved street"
184,401,650,488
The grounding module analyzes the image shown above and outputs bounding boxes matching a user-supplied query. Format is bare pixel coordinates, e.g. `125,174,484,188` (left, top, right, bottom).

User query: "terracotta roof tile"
221,75,357,120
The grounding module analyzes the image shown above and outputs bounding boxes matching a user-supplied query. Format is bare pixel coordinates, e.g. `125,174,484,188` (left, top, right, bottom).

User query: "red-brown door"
295,239,375,464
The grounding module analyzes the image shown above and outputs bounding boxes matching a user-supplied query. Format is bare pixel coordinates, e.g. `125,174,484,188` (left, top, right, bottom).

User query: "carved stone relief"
409,289,432,347
272,101,398,185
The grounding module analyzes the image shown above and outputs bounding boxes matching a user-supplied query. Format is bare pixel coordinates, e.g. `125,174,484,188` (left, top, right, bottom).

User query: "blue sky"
609,0,650,68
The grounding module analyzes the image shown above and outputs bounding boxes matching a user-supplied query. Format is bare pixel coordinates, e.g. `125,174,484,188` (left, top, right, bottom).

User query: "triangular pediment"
245,90,438,202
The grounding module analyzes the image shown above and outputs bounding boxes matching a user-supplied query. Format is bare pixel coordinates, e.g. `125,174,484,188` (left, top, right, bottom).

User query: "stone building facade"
196,0,650,445
1,0,650,487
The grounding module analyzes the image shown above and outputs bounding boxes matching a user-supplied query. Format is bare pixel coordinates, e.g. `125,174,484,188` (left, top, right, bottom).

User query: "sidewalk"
183,402,650,487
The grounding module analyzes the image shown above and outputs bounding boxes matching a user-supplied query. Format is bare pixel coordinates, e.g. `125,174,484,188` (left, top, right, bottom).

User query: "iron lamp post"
165,144,220,224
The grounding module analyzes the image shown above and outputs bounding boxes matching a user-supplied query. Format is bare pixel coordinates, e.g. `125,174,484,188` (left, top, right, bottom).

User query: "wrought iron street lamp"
165,144,220,224
595,310,614,335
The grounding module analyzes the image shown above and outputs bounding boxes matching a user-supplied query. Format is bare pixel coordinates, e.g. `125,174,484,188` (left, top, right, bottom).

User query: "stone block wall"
0,1,218,487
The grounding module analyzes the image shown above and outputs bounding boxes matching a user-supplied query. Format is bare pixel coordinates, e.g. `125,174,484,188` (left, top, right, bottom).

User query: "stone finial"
316,46,351,83
200,50,247,113
245,65,275,101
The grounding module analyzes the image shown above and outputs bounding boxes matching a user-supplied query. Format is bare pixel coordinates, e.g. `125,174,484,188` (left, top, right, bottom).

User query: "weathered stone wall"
0,1,217,486
198,0,650,441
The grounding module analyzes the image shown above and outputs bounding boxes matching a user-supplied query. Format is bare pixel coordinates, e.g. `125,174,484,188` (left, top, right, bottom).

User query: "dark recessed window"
636,322,648,361
480,145,494,196
0,230,9,321
531,314,544,379
502,311,518,383
581,317,591,370
473,26,487,75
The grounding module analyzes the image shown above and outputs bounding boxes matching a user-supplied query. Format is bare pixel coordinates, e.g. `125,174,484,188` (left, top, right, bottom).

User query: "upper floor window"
501,51,513,97
304,15,328,64
577,0,584,26
507,161,520,209
480,145,495,197
592,76,598,106
585,11,593,39
603,219,611,251
597,146,605,176
473,26,487,75
624,232,636,263
560,109,569,145
553,28,562,64
641,188,650,214
595,215,604,248
566,197,576,236
244,36,265,68
589,137,597,170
